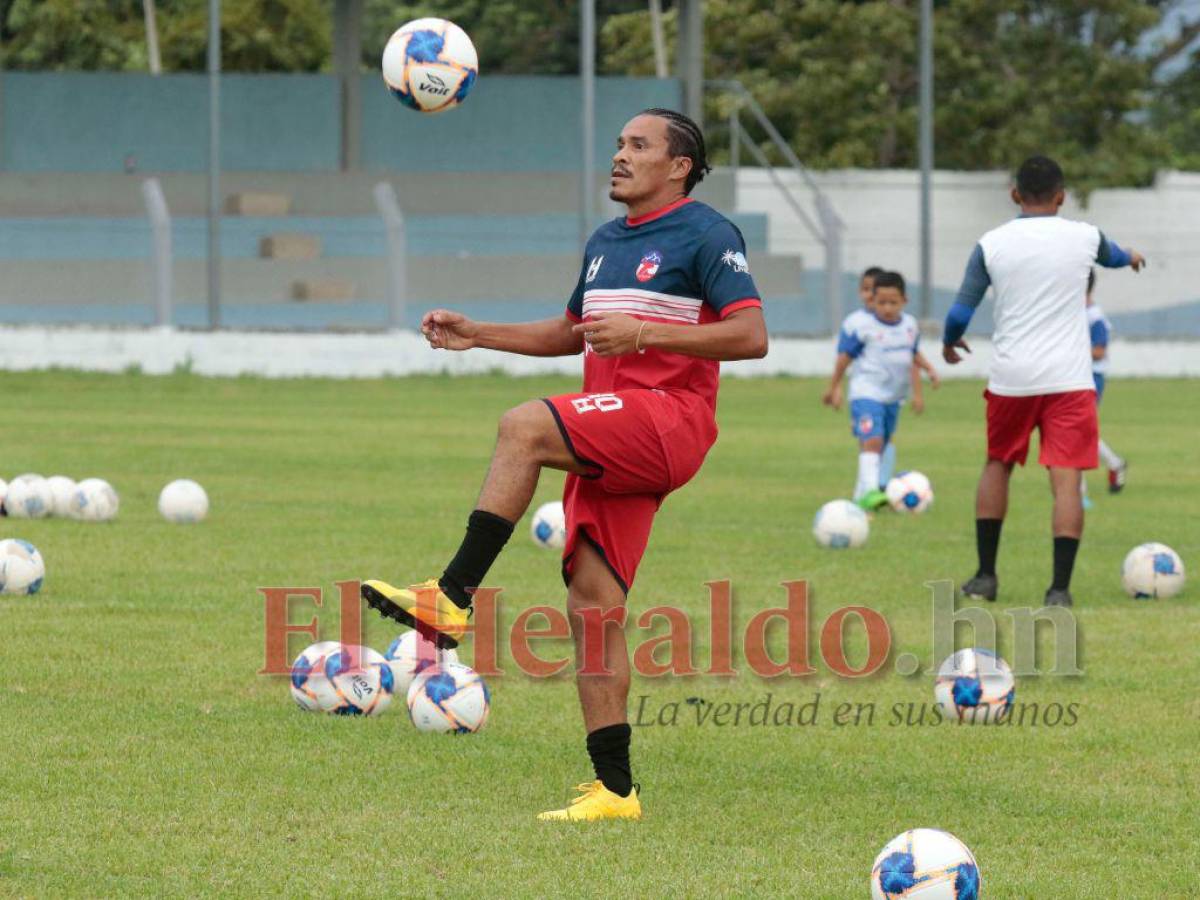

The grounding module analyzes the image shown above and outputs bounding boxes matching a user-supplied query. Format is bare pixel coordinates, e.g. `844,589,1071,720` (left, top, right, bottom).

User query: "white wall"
0,327,1196,379
736,168,1200,316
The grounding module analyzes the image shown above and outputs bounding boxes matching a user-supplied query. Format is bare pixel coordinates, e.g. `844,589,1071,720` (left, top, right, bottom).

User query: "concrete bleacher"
0,169,806,331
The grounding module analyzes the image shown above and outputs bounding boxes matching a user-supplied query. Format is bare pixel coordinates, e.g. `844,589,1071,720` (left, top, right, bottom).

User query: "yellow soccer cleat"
537,782,642,822
360,578,469,649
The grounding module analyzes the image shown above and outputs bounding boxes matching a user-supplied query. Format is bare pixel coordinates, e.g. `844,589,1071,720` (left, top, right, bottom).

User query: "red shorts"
542,389,717,592
985,389,1098,469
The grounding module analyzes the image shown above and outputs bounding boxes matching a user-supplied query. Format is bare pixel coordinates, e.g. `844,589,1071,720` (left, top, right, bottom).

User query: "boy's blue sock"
880,443,897,487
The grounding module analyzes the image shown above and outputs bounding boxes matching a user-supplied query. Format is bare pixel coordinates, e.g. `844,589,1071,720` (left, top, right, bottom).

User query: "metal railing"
709,79,846,331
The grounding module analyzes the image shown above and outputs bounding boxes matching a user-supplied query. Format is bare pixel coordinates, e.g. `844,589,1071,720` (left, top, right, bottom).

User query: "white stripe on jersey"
583,287,703,323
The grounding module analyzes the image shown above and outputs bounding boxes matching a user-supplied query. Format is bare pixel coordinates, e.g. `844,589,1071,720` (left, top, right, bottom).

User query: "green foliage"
0,0,330,72
601,0,1192,192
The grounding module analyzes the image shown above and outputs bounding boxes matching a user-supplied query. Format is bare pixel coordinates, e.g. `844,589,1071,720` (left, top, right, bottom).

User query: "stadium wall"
0,73,681,173
737,168,1200,336
0,326,1196,379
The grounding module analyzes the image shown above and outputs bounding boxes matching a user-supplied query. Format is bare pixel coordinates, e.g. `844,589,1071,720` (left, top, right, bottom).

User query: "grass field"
1,370,1196,898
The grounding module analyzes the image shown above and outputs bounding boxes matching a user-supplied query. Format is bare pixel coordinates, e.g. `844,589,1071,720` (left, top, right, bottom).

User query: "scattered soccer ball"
0,477,7,513
384,630,460,696
0,538,45,595
70,478,119,522
1121,542,1185,599
289,640,344,712
4,474,53,519
158,479,209,524
382,18,479,114
45,476,77,517
934,648,1014,724
530,500,567,549
886,470,934,514
290,642,393,716
407,662,491,733
812,499,870,548
871,828,981,900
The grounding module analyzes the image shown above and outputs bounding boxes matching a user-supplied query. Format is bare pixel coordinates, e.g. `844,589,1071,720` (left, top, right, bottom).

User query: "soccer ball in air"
290,642,394,716
70,478,119,522
407,662,491,733
382,18,478,114
46,476,77,517
530,500,567,549
871,828,981,900
934,648,1014,724
886,471,934,514
1121,542,1185,599
384,630,460,696
159,479,209,524
4,474,53,519
813,499,870,548
0,539,45,595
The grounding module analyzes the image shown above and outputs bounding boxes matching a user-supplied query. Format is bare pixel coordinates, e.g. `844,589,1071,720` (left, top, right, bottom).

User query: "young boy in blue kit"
823,271,935,509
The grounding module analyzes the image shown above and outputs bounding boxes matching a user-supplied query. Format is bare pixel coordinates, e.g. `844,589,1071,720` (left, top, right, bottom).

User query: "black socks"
439,509,515,609
586,723,633,797
1052,536,1080,591
975,518,1003,577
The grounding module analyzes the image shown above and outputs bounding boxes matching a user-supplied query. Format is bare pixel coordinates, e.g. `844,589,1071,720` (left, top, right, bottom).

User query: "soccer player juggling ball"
823,271,937,510
361,109,766,821
942,156,1144,607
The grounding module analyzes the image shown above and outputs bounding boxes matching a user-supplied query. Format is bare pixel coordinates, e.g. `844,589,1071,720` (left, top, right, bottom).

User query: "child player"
824,270,936,509
845,266,938,488
1085,269,1127,499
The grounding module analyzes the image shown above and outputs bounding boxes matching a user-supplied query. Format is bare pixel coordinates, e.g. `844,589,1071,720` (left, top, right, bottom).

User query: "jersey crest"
635,250,663,283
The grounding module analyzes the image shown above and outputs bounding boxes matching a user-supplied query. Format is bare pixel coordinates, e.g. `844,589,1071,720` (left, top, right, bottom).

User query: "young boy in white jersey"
837,267,939,495
1085,269,1127,498
823,271,928,510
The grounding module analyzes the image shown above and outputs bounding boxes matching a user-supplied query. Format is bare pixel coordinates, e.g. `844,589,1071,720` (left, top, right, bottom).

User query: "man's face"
873,286,906,322
859,276,876,308
609,115,688,205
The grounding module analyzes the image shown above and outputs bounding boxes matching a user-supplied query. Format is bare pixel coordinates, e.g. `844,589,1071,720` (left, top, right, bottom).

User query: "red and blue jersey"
566,197,762,410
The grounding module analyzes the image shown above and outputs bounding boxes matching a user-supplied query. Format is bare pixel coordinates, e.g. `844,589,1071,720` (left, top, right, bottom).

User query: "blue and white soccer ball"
290,642,394,716
813,499,870,548
382,18,478,114
407,661,490,734
0,538,45,595
4,474,53,519
934,648,1014,724
886,471,934,514
69,477,119,522
384,629,460,696
1121,542,1185,599
871,828,981,900
530,500,567,550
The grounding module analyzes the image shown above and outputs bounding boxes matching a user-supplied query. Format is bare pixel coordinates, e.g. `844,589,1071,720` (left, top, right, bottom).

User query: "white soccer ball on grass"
158,479,209,524
812,499,870,548
70,478,119,522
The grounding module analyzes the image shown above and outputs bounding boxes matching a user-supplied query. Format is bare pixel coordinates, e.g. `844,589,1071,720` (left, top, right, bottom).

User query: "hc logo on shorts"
858,415,875,435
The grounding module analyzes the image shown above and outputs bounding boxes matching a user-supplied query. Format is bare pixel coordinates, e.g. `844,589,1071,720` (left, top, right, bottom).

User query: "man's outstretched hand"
1130,250,1147,272
943,339,971,365
422,309,478,350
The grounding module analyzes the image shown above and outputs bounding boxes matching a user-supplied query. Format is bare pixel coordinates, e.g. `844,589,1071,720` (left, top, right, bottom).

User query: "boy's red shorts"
542,388,717,593
985,389,1098,469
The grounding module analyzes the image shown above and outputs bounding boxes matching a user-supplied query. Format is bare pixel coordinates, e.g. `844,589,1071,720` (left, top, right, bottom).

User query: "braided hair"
640,108,711,195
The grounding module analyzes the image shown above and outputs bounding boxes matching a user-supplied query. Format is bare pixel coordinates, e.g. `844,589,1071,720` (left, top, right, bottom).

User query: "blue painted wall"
0,73,682,173
1,73,341,171
361,74,682,171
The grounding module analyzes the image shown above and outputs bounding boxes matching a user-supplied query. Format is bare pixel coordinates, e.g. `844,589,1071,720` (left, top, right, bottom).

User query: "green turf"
0,370,1195,898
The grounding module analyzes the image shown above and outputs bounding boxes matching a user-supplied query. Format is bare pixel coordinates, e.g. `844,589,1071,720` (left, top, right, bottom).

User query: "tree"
601,0,1187,192
1,0,330,72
